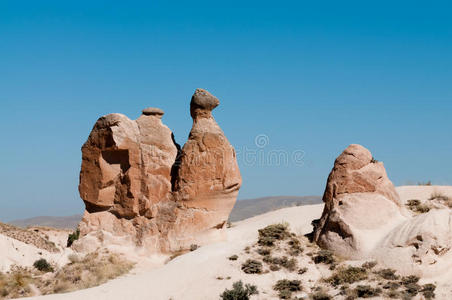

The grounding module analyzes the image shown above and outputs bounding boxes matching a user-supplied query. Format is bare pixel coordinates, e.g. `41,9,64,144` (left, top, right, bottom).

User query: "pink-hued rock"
77,90,241,253
313,144,406,258
173,89,241,227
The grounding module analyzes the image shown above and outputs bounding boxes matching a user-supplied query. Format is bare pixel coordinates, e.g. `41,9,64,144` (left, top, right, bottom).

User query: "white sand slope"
24,204,324,300
16,185,452,300
0,233,71,272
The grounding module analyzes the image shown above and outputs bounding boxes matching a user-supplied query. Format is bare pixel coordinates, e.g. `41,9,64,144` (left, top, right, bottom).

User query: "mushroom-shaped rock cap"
191,89,220,111
142,107,164,118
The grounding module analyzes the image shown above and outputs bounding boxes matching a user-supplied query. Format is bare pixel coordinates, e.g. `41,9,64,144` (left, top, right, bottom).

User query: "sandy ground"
6,185,452,300
23,204,324,300
0,228,74,272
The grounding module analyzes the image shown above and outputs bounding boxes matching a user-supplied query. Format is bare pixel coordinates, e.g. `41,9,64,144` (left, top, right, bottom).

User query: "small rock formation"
77,89,241,253
314,145,452,277
313,144,407,258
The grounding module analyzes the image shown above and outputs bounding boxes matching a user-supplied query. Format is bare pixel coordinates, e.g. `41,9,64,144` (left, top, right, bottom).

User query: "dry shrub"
263,256,297,272
220,281,258,300
0,267,34,299
258,223,289,247
312,250,335,265
38,251,134,295
241,260,263,274
376,268,400,281
273,279,301,299
406,199,431,214
353,285,382,298
310,291,332,300
228,255,239,261
429,191,452,208
326,266,368,286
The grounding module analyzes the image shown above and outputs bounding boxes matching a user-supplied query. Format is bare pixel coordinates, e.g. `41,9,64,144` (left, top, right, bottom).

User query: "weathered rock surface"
77,89,241,253
313,144,407,258
314,145,452,278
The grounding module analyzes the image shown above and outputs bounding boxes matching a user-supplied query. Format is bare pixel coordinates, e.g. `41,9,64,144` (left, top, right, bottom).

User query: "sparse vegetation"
0,267,33,299
376,268,400,281
429,191,452,207
33,258,54,273
37,251,134,295
406,199,431,214
273,279,301,299
353,285,382,298
220,281,258,300
371,157,378,163
312,250,335,265
421,283,436,299
401,275,420,285
241,259,263,274
263,255,297,272
287,237,304,256
228,255,239,261
309,291,332,300
256,247,271,256
361,261,377,270
326,266,368,286
190,244,199,251
0,223,58,253
258,223,290,247
67,229,80,247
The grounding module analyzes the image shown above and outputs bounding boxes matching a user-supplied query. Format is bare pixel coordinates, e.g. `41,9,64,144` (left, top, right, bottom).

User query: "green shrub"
273,279,301,299
33,259,54,273
241,260,263,274
258,224,289,247
326,266,367,286
313,250,335,265
67,229,80,247
220,281,258,300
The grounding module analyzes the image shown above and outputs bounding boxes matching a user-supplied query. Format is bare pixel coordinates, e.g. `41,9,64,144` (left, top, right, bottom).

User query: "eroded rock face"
174,89,241,226
77,89,241,253
313,144,406,258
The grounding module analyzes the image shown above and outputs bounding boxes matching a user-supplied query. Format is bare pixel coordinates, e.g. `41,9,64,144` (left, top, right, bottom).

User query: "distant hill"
8,196,322,229
9,215,82,230
229,195,322,222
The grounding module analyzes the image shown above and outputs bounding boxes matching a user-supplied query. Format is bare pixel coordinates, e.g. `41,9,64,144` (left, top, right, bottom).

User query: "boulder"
313,144,406,258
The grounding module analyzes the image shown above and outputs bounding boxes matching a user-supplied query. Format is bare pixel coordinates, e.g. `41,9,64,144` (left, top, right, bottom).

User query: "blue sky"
1,1,451,221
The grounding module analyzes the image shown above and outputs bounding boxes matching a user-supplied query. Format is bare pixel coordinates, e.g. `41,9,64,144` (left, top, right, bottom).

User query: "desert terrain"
1,186,451,299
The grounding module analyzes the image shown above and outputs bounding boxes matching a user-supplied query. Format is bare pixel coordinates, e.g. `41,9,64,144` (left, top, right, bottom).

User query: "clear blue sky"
1,1,451,221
